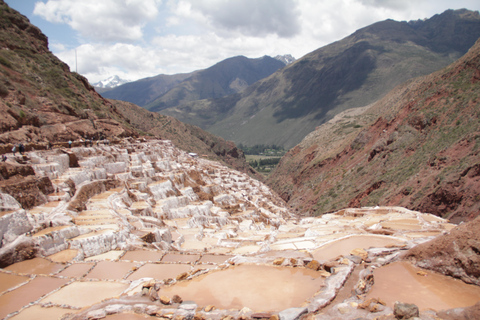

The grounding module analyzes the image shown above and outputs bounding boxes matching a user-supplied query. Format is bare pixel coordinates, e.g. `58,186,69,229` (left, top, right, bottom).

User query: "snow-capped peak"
92,75,130,89
274,54,296,65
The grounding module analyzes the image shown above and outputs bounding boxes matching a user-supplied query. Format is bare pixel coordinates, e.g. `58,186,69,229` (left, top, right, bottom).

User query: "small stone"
133,304,147,314
179,301,198,311
176,272,189,281
141,287,149,296
289,258,297,266
143,279,156,288
278,307,308,320
306,260,321,271
193,312,205,320
394,301,419,319
238,307,253,317
252,312,272,318
87,309,107,319
369,303,386,313
160,295,171,305
350,248,368,260
273,258,285,265
336,302,350,314
270,315,280,320
146,305,160,315
204,305,215,312
340,258,350,265
172,294,183,304
318,269,331,277
416,270,427,276
148,287,159,301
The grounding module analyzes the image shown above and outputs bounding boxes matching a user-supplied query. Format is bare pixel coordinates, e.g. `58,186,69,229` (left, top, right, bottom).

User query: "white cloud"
184,0,301,38
34,0,161,42
30,0,480,83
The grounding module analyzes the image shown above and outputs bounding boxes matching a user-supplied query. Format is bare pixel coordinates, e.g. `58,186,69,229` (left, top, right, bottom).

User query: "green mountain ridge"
161,9,480,149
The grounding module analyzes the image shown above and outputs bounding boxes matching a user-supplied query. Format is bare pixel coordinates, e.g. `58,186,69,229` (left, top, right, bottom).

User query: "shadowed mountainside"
102,55,285,111
267,37,480,223
99,72,194,107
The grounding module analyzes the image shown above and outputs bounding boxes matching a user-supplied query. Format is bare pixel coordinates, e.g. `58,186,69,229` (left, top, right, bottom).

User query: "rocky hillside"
161,9,480,149
267,37,480,223
0,1,251,175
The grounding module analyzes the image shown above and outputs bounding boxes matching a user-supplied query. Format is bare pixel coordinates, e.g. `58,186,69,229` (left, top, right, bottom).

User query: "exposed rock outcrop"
402,215,480,285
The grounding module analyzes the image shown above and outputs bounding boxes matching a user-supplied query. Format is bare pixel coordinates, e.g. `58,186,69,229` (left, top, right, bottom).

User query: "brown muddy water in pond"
86,261,137,280
9,305,71,320
198,254,234,264
161,253,200,263
32,225,69,237
48,249,79,263
380,220,423,230
127,263,191,281
105,313,158,319
160,264,325,311
41,281,128,308
121,250,164,262
43,201,62,207
0,276,69,319
366,261,480,310
0,272,30,293
4,257,64,275
312,235,404,261
57,263,94,278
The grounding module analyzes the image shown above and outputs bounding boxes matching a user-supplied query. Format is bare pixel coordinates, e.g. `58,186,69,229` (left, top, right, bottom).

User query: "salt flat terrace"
0,139,471,320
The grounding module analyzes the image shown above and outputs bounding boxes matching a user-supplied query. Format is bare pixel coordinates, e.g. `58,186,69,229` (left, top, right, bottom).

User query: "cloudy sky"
5,0,480,84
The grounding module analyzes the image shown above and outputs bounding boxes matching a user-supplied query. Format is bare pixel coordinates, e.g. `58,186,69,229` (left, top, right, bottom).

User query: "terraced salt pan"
105,313,157,319
366,261,480,310
0,140,462,319
160,264,325,311
8,305,71,320
121,250,165,262
127,263,191,281
4,257,64,275
85,250,125,261
85,261,138,280
312,234,405,261
0,272,30,294
56,263,94,278
41,281,129,308
0,277,69,319
161,253,200,263
48,249,79,263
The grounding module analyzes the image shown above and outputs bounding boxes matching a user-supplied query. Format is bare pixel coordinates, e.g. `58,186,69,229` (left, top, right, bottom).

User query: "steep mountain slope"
267,37,480,223
0,1,251,174
162,9,480,149
145,55,286,112
100,72,194,106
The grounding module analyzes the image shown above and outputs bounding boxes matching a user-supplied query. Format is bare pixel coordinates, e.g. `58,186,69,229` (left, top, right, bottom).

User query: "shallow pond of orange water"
160,264,325,311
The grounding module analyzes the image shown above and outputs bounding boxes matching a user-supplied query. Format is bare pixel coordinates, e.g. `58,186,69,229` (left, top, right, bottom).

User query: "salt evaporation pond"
312,234,405,261
366,261,480,310
160,264,325,311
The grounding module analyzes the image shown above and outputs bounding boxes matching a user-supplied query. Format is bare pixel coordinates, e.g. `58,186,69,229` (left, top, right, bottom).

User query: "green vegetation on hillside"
239,144,286,176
